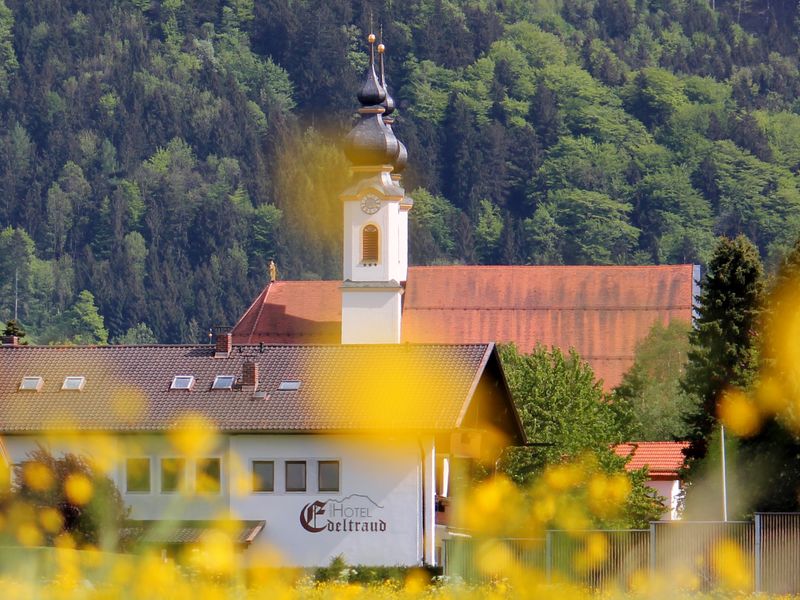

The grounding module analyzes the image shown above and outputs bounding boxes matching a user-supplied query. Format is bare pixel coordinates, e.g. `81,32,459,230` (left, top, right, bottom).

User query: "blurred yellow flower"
712,539,752,591
39,506,64,534
22,461,53,491
718,388,762,437
64,473,93,506
16,522,42,547
169,413,217,457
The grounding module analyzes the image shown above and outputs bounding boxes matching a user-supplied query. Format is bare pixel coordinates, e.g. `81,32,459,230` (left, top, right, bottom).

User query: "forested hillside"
1,0,800,343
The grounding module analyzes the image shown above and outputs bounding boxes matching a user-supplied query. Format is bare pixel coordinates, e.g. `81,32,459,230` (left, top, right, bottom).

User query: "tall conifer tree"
681,235,764,462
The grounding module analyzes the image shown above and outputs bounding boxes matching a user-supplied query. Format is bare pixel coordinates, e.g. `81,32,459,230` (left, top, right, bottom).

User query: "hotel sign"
300,494,387,533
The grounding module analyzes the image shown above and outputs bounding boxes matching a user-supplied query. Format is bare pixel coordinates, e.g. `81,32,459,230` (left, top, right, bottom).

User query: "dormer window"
212,375,235,390
170,376,195,390
19,377,43,392
362,225,379,264
62,376,85,391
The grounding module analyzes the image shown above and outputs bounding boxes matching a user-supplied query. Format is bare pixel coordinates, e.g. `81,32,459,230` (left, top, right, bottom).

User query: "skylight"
278,380,301,391
62,376,85,391
19,376,43,392
171,376,195,390
212,375,236,390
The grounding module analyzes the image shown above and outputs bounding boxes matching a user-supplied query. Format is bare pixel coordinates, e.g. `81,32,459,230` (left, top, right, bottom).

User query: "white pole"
721,424,728,521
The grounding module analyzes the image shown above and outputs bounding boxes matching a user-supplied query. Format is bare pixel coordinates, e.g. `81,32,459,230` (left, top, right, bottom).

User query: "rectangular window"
62,376,85,391
212,376,235,390
19,376,43,392
170,376,194,390
196,458,221,494
126,458,151,493
252,460,274,492
318,460,340,492
161,458,186,493
285,461,306,492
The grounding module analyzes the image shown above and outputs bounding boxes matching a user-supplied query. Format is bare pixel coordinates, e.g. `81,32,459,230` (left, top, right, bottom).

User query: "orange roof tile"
231,265,696,389
613,441,689,479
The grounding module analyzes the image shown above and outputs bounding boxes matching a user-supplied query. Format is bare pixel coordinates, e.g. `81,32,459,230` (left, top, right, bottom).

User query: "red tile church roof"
232,265,696,389
613,441,689,479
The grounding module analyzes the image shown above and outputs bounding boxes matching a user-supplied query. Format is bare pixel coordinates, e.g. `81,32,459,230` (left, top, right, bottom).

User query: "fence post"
545,530,552,584
649,522,657,574
754,513,762,593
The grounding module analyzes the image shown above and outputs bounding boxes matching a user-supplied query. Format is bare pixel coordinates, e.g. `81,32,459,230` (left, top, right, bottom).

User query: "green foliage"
614,320,697,441
681,236,764,464
5,446,130,550
498,344,628,478
112,323,158,345
497,343,662,527
408,188,457,265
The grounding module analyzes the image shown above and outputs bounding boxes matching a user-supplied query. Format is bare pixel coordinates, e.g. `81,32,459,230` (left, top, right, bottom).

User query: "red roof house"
614,441,689,520
232,265,698,389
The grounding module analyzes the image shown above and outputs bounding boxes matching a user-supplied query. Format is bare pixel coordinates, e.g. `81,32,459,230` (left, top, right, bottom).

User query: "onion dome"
393,140,408,175
357,33,386,107
344,33,398,167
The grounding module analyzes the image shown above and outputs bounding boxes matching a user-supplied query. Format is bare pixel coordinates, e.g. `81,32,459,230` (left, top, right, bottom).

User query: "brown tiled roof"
0,343,501,434
613,441,690,479
232,265,696,389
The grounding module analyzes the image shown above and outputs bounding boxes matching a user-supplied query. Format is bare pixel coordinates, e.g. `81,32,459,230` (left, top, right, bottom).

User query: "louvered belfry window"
362,225,379,263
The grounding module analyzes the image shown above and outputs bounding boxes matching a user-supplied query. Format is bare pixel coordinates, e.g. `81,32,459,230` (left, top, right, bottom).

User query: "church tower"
340,33,411,344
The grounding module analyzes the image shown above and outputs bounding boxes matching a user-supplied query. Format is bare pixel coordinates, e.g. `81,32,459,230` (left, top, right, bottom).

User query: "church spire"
357,33,386,107
377,33,407,179
344,32,398,168
339,30,412,345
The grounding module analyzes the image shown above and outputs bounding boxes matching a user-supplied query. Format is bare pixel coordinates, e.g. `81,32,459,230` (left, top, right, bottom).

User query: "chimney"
242,360,259,392
214,331,232,358
1,336,18,346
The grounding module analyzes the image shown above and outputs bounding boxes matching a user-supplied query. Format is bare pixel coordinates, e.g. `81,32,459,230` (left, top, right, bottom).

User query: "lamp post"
721,424,728,521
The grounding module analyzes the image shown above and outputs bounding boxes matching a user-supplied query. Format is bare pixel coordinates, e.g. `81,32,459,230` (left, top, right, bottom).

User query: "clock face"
360,195,381,215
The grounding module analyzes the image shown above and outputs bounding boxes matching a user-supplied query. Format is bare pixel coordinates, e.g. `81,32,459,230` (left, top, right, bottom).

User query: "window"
19,377,43,392
161,458,186,493
126,458,151,493
62,376,85,391
362,225,379,263
285,461,306,492
170,376,194,390
252,460,274,492
318,460,340,492
196,458,221,494
212,375,235,390
278,380,301,391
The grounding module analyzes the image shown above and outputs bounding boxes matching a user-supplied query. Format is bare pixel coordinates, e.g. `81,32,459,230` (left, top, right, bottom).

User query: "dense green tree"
614,320,697,441
681,236,764,463
497,344,662,527
112,323,158,345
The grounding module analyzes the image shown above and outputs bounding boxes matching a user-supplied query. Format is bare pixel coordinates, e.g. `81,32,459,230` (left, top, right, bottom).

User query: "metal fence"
443,513,800,593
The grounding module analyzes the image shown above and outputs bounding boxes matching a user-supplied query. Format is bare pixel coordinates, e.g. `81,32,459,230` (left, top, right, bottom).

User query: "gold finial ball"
368,33,376,43
377,43,385,53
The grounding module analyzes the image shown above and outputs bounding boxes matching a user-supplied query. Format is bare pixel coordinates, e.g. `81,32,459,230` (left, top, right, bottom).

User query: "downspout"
418,437,426,566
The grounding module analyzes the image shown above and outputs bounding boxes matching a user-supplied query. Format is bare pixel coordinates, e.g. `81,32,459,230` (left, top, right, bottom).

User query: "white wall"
648,479,681,520
230,434,423,566
341,288,402,344
3,432,429,567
